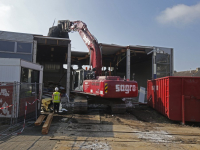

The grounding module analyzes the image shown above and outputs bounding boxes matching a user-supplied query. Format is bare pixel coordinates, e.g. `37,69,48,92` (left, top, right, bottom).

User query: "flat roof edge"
100,43,171,50
34,36,71,41
0,30,42,36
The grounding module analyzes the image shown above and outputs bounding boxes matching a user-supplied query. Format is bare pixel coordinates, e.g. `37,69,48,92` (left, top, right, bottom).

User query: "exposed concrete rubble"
1,106,200,149
136,130,174,143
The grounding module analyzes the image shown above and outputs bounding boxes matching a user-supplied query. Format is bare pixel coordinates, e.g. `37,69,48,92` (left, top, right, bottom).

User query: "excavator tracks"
73,96,88,114
73,95,126,114
111,103,126,114
110,99,126,114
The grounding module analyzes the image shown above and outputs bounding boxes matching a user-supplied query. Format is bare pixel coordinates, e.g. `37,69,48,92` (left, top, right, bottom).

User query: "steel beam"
153,47,157,79
66,43,71,97
126,48,130,80
33,40,37,63
171,48,174,76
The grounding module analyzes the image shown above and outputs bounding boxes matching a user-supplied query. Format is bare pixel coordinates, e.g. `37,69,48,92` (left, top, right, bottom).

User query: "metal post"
11,82,15,125
66,43,71,98
15,82,19,123
33,40,37,63
171,48,174,76
181,78,185,125
182,95,185,125
153,48,157,79
100,45,102,73
126,48,130,80
35,82,37,120
109,62,111,76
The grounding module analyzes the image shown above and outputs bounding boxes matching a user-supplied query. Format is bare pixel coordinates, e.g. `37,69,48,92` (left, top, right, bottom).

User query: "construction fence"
0,82,42,136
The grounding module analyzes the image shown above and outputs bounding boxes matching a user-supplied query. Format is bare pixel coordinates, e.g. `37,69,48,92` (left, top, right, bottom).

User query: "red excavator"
48,20,138,113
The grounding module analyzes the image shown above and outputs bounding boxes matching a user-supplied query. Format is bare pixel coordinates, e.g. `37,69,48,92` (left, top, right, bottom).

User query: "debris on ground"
1,106,200,149
136,130,174,143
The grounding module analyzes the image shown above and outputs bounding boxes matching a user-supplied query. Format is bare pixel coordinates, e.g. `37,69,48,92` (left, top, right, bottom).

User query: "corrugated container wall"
0,59,21,82
147,76,200,123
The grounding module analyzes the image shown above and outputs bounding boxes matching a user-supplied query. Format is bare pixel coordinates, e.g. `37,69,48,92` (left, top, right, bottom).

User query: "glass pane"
31,70,39,83
157,64,170,72
156,53,170,63
0,40,15,52
20,84,33,98
21,68,29,83
74,72,79,88
17,42,32,53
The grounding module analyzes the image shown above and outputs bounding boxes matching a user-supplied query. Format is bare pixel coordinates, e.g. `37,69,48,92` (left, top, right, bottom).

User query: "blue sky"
0,0,200,71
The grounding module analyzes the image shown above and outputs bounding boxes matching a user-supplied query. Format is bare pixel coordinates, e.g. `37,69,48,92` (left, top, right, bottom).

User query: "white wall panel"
0,66,20,82
0,58,20,66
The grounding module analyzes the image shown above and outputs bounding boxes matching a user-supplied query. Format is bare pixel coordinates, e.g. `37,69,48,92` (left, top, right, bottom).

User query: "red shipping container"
147,77,200,123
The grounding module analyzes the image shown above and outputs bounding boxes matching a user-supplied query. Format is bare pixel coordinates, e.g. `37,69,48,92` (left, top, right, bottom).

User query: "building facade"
0,31,35,62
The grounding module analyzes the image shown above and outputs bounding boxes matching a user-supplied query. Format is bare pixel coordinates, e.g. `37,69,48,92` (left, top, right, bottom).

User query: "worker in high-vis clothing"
52,87,61,113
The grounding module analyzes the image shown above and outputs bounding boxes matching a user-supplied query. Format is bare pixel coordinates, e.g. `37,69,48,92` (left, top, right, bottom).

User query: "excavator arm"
58,20,102,76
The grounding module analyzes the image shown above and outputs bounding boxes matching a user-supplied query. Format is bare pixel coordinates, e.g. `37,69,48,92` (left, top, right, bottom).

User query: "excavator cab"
74,69,95,91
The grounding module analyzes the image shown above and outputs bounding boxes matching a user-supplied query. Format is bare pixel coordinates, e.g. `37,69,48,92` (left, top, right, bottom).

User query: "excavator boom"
58,20,102,76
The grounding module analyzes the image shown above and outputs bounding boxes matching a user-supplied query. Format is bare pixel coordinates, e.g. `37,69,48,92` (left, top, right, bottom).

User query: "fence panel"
0,82,42,137
0,83,14,126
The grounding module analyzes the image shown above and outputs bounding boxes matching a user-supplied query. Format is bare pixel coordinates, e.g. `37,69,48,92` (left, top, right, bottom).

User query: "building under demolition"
0,30,174,95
